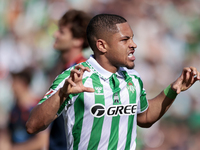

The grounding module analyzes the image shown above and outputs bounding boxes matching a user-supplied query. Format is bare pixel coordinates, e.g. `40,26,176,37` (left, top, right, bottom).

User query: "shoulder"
120,67,145,91
54,67,72,81
50,66,75,90
56,62,88,80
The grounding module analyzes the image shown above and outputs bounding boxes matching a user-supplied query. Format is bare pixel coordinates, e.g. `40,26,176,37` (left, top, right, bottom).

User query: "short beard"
126,64,135,69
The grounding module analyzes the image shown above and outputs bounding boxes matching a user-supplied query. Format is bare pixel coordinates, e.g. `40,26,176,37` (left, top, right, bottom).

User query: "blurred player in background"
0,68,49,150
48,9,92,150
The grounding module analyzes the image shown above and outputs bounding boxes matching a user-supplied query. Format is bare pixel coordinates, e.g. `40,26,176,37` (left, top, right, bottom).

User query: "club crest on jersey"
127,82,135,93
94,86,103,95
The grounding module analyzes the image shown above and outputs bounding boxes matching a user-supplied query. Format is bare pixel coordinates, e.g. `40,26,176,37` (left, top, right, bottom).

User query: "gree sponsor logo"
90,104,137,118
90,104,106,118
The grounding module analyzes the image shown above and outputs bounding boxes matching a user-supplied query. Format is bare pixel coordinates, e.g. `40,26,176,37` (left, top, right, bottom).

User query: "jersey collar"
86,55,124,80
86,55,113,80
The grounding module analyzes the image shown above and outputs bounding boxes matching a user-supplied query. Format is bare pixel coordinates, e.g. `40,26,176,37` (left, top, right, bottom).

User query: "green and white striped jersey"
39,55,148,150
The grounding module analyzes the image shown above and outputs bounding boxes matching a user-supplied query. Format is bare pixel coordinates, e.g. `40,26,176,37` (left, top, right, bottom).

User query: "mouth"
128,51,135,61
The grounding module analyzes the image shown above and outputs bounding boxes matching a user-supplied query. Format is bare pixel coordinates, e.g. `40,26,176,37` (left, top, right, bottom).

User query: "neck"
61,47,82,64
94,54,118,73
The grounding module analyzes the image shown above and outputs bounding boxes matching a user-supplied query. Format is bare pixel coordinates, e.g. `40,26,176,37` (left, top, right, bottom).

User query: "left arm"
137,66,200,128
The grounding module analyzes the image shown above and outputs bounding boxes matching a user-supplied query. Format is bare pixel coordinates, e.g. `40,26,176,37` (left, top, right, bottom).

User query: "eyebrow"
121,34,134,39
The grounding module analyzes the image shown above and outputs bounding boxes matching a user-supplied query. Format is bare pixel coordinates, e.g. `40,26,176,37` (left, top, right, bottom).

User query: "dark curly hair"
59,10,92,49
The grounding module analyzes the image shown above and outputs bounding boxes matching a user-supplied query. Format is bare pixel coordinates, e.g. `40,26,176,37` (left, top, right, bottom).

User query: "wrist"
164,84,178,99
59,88,69,98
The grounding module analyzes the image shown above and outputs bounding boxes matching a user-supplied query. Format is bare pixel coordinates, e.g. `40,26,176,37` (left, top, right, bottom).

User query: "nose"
129,39,137,50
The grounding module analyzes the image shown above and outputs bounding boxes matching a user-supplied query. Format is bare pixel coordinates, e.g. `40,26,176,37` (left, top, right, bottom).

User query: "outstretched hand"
171,66,200,94
60,65,95,96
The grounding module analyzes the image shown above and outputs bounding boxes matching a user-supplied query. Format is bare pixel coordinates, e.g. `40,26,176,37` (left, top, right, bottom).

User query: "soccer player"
26,14,200,150
47,10,91,150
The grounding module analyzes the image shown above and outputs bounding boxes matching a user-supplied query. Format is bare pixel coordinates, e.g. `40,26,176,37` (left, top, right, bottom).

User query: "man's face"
105,22,137,70
53,25,73,51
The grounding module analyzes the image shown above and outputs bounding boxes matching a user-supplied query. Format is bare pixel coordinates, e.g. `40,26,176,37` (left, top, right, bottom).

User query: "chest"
67,77,140,118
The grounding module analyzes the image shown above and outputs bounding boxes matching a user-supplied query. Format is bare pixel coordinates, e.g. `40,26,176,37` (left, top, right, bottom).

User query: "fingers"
70,69,81,81
74,65,91,73
170,66,199,94
188,66,200,80
67,77,76,87
182,66,200,85
191,66,200,81
70,65,90,81
83,87,95,93
73,65,94,92
71,65,90,76
189,66,197,77
63,65,94,94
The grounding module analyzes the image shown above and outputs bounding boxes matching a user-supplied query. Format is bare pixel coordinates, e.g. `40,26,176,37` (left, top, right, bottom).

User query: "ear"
72,38,84,47
96,39,107,53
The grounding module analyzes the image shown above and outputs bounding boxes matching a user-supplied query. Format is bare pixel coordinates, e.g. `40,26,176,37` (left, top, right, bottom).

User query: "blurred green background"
0,0,200,149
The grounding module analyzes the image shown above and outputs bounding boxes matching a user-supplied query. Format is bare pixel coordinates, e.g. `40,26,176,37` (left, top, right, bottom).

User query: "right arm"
26,88,67,134
26,65,94,134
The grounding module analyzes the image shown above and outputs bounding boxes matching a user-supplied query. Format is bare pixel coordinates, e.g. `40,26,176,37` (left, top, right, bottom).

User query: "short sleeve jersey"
39,55,148,150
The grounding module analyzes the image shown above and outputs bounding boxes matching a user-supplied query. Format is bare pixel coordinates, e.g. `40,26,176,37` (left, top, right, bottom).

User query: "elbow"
137,117,157,128
137,122,154,128
26,119,44,134
26,118,49,134
26,120,36,134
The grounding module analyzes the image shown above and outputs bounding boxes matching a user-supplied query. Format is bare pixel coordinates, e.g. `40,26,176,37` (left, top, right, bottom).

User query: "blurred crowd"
0,0,200,149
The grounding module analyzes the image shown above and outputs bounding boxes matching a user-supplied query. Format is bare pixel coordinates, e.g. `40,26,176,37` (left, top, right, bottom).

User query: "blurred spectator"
0,68,49,150
47,9,92,150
